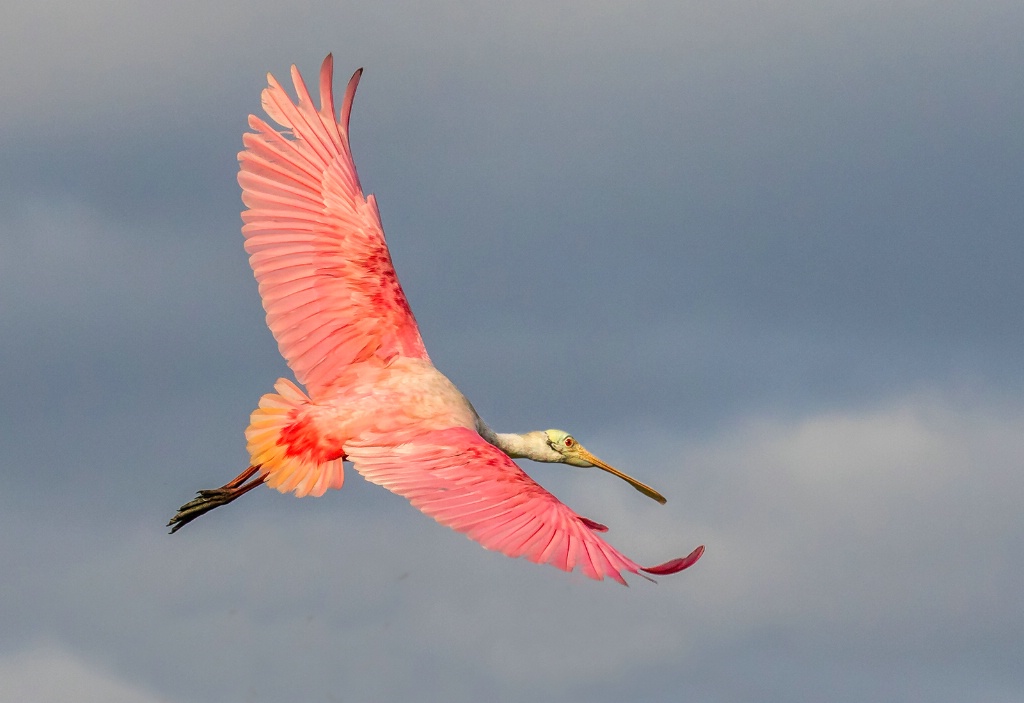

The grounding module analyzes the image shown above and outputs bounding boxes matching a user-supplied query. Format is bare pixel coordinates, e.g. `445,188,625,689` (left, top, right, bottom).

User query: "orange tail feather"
247,378,346,498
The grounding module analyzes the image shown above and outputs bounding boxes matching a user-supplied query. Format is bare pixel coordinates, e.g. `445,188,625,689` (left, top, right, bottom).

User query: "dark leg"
168,465,266,533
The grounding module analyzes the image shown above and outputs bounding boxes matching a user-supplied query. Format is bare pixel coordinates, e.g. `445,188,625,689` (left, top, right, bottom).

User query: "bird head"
543,429,667,504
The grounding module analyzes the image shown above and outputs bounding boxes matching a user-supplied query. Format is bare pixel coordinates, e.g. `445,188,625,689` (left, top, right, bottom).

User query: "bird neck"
475,419,558,463
492,431,559,463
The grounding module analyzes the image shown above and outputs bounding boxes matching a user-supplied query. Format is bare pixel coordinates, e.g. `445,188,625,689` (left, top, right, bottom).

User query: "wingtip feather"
319,54,336,121
341,68,363,134
579,516,609,533
641,545,705,576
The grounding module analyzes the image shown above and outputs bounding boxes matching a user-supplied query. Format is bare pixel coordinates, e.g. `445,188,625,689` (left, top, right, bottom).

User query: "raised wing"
347,427,704,584
238,55,429,398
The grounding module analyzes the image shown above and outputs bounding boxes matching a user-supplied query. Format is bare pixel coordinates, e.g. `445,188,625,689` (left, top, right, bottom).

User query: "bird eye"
564,437,574,447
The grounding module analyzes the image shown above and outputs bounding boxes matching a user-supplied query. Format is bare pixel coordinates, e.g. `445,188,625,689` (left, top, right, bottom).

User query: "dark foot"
168,466,264,533
168,488,238,533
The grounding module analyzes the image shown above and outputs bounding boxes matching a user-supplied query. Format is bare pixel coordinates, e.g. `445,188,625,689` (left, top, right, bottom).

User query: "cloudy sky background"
2,1,1022,701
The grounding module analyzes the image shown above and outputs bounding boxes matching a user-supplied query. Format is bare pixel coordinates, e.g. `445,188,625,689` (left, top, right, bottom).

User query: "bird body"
246,357,475,497
170,55,703,584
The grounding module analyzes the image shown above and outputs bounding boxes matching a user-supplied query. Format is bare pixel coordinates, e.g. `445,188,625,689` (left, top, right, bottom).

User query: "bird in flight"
168,55,703,584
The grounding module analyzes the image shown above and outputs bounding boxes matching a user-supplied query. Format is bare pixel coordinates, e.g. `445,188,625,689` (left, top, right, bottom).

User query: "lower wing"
347,427,703,584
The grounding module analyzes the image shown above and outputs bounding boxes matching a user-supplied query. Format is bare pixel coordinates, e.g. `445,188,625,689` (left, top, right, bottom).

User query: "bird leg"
168,465,265,533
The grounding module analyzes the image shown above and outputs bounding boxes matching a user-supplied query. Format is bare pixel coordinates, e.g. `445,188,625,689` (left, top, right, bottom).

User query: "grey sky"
2,1,1022,701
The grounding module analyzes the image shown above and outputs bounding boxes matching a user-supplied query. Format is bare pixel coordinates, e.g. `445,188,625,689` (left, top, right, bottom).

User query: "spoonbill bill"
168,55,704,583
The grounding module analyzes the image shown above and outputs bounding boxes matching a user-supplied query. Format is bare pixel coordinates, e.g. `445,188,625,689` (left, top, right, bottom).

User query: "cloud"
0,646,168,703
669,393,1024,627
3,392,1021,702
2,3,1022,701
6,2,1022,395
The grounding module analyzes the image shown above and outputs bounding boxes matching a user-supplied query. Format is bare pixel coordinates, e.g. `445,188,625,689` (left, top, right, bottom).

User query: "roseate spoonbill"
168,55,704,583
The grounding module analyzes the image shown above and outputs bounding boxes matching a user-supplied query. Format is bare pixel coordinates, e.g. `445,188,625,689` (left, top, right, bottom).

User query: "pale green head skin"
543,429,667,504
543,429,592,467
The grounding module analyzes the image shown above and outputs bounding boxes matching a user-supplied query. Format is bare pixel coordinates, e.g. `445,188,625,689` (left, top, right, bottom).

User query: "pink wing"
238,55,429,398
348,427,704,584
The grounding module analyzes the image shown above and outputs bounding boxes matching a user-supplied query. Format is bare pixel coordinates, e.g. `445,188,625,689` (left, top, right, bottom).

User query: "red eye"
564,437,574,447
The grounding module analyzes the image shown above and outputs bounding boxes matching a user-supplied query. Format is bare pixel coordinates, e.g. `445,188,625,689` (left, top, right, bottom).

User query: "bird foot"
167,466,265,534
168,489,235,533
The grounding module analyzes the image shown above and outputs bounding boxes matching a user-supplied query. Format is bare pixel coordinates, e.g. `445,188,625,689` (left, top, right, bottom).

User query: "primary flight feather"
169,55,704,584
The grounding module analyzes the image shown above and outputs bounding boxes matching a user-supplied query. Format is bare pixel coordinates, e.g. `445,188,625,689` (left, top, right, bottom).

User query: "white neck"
476,421,561,463
494,431,555,461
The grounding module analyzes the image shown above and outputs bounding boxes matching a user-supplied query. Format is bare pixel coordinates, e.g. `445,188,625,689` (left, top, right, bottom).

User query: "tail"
246,378,346,497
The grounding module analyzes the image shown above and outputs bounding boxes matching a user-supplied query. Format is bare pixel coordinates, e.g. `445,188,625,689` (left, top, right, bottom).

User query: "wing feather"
239,55,429,398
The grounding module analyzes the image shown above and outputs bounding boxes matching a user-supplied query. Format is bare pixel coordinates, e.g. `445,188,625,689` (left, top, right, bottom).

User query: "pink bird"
169,55,704,584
